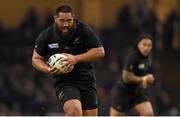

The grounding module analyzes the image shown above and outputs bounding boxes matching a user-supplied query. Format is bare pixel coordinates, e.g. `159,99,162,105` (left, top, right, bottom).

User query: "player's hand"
146,74,155,85
47,67,62,75
62,53,78,69
141,76,148,88
141,74,155,88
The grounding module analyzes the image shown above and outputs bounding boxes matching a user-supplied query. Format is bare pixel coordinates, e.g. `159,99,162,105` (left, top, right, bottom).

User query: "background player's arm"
32,50,61,75
122,70,143,84
122,70,155,86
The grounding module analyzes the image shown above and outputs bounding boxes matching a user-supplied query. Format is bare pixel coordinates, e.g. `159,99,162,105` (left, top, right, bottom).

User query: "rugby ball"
48,53,73,73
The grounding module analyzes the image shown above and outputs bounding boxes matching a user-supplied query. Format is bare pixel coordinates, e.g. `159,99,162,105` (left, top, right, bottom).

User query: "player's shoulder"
76,20,86,27
40,25,54,36
124,51,140,65
76,19,91,31
126,51,138,61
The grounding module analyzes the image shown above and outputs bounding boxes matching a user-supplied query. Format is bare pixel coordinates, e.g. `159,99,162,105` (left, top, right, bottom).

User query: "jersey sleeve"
34,32,48,57
123,55,136,73
83,24,103,49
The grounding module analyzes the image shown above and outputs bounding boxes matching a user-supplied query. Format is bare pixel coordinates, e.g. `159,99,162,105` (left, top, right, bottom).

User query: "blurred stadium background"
0,0,179,115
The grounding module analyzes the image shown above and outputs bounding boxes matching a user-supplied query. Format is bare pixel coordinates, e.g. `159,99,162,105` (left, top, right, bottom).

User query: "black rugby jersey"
34,20,102,84
122,51,153,89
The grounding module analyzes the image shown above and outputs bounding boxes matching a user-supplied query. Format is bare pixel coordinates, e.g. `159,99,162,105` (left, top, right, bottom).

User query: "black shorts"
111,83,149,112
56,82,98,111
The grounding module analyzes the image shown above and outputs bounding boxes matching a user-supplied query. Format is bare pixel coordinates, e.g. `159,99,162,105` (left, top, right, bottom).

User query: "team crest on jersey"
48,43,59,49
138,63,145,69
73,37,81,44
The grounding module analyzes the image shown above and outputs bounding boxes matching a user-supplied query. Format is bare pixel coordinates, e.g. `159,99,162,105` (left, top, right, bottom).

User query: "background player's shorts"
56,82,98,111
111,83,149,112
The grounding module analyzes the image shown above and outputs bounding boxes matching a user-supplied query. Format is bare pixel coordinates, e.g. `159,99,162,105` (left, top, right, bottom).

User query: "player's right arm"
32,50,60,75
32,31,61,75
122,54,154,87
122,70,154,87
122,70,144,84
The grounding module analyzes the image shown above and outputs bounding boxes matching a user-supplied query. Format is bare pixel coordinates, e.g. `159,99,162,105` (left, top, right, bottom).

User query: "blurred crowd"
0,4,179,115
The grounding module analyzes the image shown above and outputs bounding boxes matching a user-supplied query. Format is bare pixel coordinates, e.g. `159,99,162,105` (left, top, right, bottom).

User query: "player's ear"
54,15,58,23
72,14,76,22
72,13,75,19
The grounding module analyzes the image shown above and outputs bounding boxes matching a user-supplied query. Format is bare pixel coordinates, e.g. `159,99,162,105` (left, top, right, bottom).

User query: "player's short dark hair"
55,5,73,15
134,34,153,50
137,34,153,41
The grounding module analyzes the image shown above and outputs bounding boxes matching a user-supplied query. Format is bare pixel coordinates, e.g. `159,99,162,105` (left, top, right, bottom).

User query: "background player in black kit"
32,5,105,116
110,35,155,116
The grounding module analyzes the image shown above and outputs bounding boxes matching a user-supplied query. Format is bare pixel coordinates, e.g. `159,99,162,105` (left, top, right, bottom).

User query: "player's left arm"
76,47,105,62
64,47,104,68
64,24,105,68
66,47,105,62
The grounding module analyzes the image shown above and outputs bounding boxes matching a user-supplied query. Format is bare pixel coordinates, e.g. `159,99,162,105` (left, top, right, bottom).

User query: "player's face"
54,12,74,35
138,38,152,56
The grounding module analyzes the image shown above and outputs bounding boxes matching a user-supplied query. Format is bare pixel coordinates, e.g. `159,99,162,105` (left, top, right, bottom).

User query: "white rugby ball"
48,53,73,73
